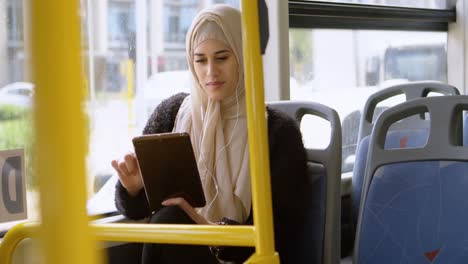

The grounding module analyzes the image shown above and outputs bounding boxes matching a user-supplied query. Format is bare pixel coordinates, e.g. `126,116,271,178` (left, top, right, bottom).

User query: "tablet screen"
132,133,206,212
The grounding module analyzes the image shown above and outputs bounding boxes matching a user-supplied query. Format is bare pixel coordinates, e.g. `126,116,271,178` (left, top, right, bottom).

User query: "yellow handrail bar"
0,223,39,264
0,1,278,263
0,223,255,248
31,0,101,263
92,224,255,246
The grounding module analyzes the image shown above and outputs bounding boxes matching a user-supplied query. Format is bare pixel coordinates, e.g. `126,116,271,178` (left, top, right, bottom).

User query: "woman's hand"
111,153,143,197
162,197,214,225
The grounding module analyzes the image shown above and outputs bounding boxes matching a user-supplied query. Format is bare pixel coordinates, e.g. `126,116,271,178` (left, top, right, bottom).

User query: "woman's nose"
207,62,219,77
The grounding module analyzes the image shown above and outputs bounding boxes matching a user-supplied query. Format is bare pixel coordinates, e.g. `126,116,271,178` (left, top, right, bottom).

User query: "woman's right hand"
111,153,143,197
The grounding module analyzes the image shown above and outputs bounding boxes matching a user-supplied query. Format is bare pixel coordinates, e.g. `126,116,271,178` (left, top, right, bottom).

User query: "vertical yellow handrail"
241,0,279,262
31,0,101,264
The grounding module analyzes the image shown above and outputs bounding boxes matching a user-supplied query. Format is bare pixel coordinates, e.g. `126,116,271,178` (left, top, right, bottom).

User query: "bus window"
289,29,447,176
0,0,241,232
365,44,448,86
86,0,239,214
383,44,447,82
0,0,34,231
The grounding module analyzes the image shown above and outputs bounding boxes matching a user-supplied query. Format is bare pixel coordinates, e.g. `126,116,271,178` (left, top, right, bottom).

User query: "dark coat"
115,93,308,263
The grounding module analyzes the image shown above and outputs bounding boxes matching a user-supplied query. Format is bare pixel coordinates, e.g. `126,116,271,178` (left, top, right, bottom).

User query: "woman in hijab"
112,4,308,264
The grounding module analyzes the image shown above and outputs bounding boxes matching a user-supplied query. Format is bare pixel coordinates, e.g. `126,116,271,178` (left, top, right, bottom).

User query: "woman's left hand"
162,197,215,225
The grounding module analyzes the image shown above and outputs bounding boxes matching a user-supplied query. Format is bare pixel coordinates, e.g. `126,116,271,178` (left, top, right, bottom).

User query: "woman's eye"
195,59,206,63
216,57,228,61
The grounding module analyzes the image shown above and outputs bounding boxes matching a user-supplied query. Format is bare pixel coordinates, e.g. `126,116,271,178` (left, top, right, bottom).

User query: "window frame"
289,0,456,31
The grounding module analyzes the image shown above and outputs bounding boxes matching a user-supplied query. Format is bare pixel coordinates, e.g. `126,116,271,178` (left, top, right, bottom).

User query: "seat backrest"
351,82,459,224
354,96,467,264
357,81,459,143
341,107,386,174
268,101,341,264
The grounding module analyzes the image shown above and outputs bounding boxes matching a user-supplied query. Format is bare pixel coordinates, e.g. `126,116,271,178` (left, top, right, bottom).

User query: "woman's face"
193,39,239,101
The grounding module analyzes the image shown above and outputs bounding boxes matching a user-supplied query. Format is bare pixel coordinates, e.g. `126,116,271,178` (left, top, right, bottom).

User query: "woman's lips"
206,81,225,89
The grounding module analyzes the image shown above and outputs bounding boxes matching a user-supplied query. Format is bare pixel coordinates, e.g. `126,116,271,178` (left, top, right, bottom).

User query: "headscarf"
172,4,251,223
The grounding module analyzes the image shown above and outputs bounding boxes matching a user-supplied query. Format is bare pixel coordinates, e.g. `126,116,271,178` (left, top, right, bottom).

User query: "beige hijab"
173,5,251,223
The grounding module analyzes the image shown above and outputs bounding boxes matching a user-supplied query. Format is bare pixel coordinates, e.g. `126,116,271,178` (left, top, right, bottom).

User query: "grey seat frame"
269,101,341,264
357,81,459,143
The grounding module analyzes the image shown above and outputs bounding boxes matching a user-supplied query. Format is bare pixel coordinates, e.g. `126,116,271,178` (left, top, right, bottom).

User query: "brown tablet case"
132,132,206,212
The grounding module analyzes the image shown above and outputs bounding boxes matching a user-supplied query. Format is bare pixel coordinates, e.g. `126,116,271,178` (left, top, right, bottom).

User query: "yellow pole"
32,0,101,263
240,1,279,262
127,60,135,133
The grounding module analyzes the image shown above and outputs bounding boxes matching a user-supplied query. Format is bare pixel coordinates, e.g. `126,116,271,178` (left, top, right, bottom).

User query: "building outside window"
6,0,23,43
5,0,25,83
108,1,135,48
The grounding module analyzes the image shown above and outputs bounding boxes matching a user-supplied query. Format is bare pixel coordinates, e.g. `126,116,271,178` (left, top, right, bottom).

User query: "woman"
112,4,308,264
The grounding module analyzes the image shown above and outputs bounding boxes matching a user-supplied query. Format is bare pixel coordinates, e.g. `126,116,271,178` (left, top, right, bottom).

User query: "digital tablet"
132,132,206,212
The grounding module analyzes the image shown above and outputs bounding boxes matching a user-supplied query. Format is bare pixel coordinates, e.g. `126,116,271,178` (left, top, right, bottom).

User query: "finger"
165,198,199,221
161,197,180,207
111,160,124,175
111,160,127,181
125,153,138,173
111,160,118,171
161,197,185,206
162,198,208,225
118,162,131,176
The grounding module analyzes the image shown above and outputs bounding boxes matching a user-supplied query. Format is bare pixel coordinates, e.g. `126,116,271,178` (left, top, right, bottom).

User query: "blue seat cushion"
352,129,429,223
357,161,468,264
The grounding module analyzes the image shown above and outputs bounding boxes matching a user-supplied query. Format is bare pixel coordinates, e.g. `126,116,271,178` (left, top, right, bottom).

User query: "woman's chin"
207,92,225,101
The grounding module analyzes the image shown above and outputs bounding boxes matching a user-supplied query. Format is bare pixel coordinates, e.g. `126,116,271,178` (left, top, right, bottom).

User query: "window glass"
164,2,197,44
289,29,447,176
87,0,239,215
304,0,454,9
0,0,240,231
108,1,135,48
0,0,34,231
301,115,331,149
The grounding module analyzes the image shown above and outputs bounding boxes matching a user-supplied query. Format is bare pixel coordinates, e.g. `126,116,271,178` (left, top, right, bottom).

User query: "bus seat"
268,101,341,264
354,96,467,264
341,107,386,174
352,81,459,224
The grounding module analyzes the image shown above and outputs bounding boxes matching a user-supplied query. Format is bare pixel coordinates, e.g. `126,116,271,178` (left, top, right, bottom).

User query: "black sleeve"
114,93,188,220
216,111,308,263
115,181,151,220
142,92,189,135
268,113,308,209
267,110,309,263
